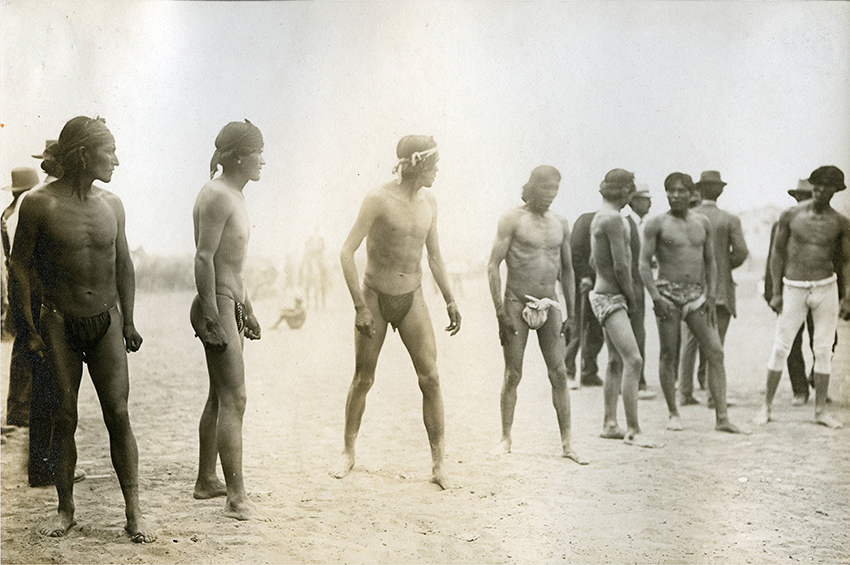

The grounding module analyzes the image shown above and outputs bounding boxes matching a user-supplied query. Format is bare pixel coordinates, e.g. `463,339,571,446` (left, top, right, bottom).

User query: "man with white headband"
487,165,586,463
332,135,460,489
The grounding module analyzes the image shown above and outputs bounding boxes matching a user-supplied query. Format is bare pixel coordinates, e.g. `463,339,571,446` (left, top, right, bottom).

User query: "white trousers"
767,275,839,375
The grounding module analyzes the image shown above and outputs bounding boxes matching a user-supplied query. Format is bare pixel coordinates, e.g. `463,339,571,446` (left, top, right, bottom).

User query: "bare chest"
513,214,563,252
42,197,117,252
374,195,432,242
789,213,840,248
658,217,706,251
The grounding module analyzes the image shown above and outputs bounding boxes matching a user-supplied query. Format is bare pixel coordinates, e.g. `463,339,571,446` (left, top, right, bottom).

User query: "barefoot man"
640,172,745,433
190,120,267,519
488,166,587,463
9,116,155,541
331,136,460,489
590,169,661,448
756,166,850,428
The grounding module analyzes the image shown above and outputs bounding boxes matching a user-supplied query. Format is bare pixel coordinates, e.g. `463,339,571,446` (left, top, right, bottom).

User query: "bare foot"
753,405,771,425
678,395,700,406
125,517,157,543
638,389,657,400
815,412,843,429
567,378,580,390
791,394,808,406
623,431,663,448
39,511,76,537
600,424,626,440
329,452,355,479
193,477,227,499
223,498,273,521
562,446,589,465
492,438,511,455
666,414,684,431
716,419,750,434
73,467,87,483
431,468,452,490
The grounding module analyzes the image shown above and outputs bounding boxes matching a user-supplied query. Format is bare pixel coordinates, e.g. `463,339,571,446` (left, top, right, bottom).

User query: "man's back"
590,208,632,295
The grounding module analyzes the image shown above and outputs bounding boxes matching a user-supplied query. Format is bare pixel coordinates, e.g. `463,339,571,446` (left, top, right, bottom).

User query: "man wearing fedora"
2,167,42,428
757,166,850,428
677,171,748,407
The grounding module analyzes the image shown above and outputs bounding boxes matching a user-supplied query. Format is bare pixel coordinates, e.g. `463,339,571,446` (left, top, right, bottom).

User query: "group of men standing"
2,115,848,544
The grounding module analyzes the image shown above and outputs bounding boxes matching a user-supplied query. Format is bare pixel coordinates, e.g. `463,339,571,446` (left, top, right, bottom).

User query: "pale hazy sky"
2,1,849,262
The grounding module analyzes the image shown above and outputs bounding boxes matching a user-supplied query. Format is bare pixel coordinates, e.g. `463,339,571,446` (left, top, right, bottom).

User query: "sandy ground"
1,272,849,564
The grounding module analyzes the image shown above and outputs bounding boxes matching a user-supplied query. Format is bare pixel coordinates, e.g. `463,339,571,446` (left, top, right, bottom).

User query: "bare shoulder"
94,185,124,211
196,179,237,210
498,206,525,228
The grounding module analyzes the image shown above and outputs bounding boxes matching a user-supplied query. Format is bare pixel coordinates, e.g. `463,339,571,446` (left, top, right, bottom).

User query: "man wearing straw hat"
756,166,850,428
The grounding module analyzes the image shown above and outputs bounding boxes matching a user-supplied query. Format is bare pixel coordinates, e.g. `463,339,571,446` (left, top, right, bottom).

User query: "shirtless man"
8,116,154,541
640,172,744,433
488,166,586,463
756,166,850,428
590,169,661,448
190,120,267,520
331,136,460,489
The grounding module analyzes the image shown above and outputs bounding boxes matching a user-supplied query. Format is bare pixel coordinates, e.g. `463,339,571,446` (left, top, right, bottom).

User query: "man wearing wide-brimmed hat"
2,167,41,428
757,166,850,428
677,171,748,407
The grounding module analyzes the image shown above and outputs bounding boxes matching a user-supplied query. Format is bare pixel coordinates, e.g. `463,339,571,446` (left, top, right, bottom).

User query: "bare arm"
111,195,142,352
8,195,44,353
728,215,749,269
424,194,460,335
340,192,380,337
559,216,575,321
193,189,230,347
487,212,517,345
768,209,793,313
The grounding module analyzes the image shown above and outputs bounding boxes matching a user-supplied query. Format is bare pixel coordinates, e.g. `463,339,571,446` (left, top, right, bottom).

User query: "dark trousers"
564,288,604,382
629,287,646,387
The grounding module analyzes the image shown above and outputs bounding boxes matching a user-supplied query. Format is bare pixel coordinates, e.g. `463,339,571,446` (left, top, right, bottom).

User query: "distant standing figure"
623,185,654,398
301,231,329,309
488,166,586,462
756,166,850,428
190,120,268,520
331,136,460,489
9,117,154,541
640,172,745,433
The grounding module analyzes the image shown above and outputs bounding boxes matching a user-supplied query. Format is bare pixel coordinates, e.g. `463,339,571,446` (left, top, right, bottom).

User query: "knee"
417,371,441,395
219,390,248,414
503,367,522,390
704,344,724,365
54,402,79,433
351,369,375,392
624,353,643,374
102,403,131,432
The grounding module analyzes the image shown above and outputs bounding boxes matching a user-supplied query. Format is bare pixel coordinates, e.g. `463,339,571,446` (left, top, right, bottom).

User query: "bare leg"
88,309,156,541
37,308,82,538
330,288,388,479
193,389,226,499
537,314,588,464
813,372,842,428
685,308,747,434
654,306,684,430
602,309,661,448
493,298,530,455
398,289,454,487
755,370,782,425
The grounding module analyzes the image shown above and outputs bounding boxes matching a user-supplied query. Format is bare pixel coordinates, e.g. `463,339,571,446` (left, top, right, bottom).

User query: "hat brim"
695,181,726,188
787,189,812,197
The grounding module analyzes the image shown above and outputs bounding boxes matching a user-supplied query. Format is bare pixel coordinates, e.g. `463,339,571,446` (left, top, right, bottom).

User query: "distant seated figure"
272,297,306,329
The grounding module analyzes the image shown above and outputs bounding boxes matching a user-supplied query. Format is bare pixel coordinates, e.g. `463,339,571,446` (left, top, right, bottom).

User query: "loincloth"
43,304,115,362
587,291,628,325
506,288,562,330
655,279,705,316
217,294,246,334
365,283,417,331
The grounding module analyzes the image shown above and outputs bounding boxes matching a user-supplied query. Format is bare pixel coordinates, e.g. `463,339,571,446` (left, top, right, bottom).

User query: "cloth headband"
209,119,264,178
391,147,438,184
46,117,113,163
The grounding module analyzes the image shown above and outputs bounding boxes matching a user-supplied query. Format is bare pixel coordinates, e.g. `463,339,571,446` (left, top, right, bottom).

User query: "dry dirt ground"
2,273,848,564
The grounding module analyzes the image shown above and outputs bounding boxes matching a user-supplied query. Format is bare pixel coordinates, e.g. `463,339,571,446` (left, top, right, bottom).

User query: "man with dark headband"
190,120,268,519
640,172,746,434
331,135,460,489
9,116,155,541
487,166,586,462
756,166,850,428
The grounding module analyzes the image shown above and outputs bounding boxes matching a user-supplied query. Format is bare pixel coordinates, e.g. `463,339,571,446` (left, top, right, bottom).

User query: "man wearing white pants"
756,166,850,428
